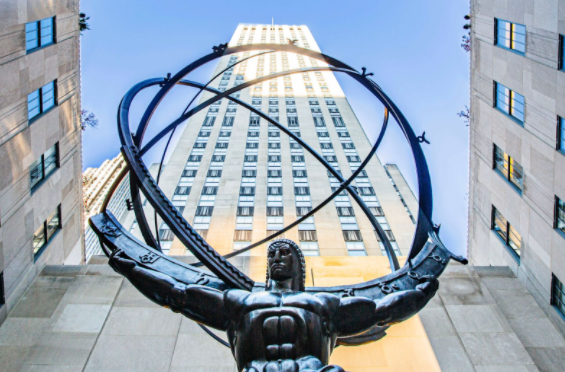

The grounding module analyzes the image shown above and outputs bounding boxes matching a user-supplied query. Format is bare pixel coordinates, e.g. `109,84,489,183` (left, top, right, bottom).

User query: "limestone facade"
0,0,83,327
469,0,565,335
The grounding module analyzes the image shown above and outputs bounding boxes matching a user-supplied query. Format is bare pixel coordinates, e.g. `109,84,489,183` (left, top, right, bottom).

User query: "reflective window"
493,144,523,192
560,35,564,71
555,196,565,237
492,206,521,260
28,81,56,120
495,82,524,123
26,17,55,52
33,205,61,258
495,19,526,54
30,143,59,191
552,274,565,319
558,117,565,153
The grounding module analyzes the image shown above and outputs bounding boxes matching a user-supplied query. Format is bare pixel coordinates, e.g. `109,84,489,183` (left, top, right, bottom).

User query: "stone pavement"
0,262,563,371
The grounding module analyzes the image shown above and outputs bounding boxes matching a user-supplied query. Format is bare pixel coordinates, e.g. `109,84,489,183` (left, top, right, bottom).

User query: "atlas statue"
90,40,466,372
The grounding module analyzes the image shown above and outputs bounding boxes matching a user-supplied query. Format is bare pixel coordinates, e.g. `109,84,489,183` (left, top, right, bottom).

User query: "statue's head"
265,239,306,292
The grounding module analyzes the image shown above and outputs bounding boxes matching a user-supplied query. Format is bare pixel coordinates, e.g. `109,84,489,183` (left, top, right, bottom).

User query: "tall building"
0,1,83,324
120,24,416,259
83,153,131,261
469,1,565,334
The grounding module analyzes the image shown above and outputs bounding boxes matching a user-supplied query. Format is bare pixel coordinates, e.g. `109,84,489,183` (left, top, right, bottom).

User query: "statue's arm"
109,250,230,330
333,277,438,336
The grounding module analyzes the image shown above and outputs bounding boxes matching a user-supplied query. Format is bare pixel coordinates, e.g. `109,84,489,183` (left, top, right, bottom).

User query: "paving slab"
102,306,182,336
9,287,67,318
53,304,111,333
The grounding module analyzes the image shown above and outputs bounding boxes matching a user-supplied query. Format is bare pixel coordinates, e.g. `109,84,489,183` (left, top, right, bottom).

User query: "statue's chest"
243,292,325,315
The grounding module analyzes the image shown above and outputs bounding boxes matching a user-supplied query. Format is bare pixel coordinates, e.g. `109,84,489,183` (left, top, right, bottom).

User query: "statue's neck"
270,278,294,292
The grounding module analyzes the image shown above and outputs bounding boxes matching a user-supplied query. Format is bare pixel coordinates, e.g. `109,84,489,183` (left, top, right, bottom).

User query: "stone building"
469,0,565,336
0,1,83,327
83,153,130,262
120,24,416,259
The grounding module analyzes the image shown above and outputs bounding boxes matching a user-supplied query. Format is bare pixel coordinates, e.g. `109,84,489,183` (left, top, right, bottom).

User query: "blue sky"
81,0,470,255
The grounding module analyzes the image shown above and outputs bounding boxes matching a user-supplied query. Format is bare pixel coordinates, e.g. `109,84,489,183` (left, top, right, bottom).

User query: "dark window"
33,205,61,259
370,206,384,216
203,116,216,127
248,131,259,137
342,142,355,149
245,155,258,162
189,155,202,162
343,230,363,242
196,206,214,216
252,98,262,105
492,205,521,260
356,170,368,177
331,187,348,196
222,117,235,127
337,207,355,216
212,155,225,162
267,187,283,195
313,117,325,127
347,156,361,162
240,187,255,195
216,142,228,149
557,116,565,153
30,143,59,191
0,272,4,307
175,206,185,214
250,116,260,126
194,142,207,148
183,169,197,177
268,170,281,177
324,155,336,162
246,142,258,149
198,131,211,137
242,169,257,177
234,230,252,241
299,230,318,242
26,17,55,52
237,206,254,216
202,186,218,195
494,81,525,123
551,274,565,319
317,131,329,137
175,186,191,195
219,131,231,137
332,117,345,127
291,156,304,163
159,229,174,241
269,155,281,162
384,230,396,241
359,187,376,196
320,143,333,149
28,80,56,120
296,206,312,217
288,116,299,127
267,207,284,216
337,131,350,138
291,130,300,137
493,144,523,192
495,19,526,54
294,187,310,195
292,169,307,177
269,142,281,149
555,196,565,237
268,131,280,137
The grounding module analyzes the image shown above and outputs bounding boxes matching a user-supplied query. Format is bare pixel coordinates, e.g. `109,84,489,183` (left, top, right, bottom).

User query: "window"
30,143,58,191
492,206,521,260
299,230,317,242
196,206,214,216
26,17,55,52
495,82,525,123
288,116,299,127
300,242,319,256
555,196,565,237
346,241,367,256
0,272,4,307
237,206,254,216
343,230,363,242
234,230,252,241
552,274,565,319
493,144,523,192
495,19,526,54
558,117,565,153
267,207,284,216
28,81,56,120
33,205,61,259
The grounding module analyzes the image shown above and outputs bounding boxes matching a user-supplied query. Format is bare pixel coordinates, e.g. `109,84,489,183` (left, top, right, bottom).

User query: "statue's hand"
415,276,439,298
109,249,137,276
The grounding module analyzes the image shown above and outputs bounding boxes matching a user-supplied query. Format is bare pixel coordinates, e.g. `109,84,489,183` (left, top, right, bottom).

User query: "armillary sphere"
90,41,467,370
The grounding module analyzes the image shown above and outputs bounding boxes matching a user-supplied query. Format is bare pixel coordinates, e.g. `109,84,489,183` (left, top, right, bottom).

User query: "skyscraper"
121,24,416,260
0,1,83,323
83,153,131,261
469,1,565,334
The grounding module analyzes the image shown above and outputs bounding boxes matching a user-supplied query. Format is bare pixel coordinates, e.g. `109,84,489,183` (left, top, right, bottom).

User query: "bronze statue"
109,239,438,372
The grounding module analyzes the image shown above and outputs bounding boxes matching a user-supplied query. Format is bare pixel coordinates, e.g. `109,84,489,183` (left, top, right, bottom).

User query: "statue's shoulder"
223,289,251,315
313,292,341,313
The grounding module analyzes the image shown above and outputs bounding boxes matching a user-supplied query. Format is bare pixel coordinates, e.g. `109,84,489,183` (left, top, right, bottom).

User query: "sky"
80,0,470,256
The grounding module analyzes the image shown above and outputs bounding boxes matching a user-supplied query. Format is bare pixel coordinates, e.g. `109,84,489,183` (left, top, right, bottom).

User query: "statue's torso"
226,290,340,372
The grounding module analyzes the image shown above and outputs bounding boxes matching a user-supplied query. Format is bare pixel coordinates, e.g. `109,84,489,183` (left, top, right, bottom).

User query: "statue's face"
267,243,297,282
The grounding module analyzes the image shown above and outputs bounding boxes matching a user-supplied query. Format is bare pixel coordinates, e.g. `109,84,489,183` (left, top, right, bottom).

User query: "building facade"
469,0,565,334
120,24,416,259
83,153,131,262
0,1,83,325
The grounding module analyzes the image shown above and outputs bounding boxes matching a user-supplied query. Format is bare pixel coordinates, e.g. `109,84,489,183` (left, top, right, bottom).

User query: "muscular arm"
109,250,230,330
333,277,438,337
